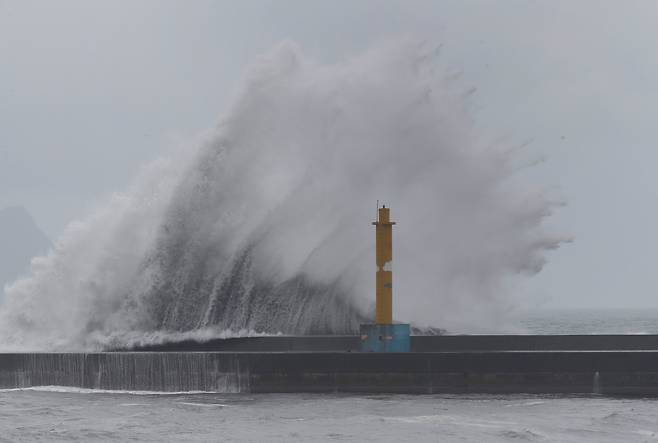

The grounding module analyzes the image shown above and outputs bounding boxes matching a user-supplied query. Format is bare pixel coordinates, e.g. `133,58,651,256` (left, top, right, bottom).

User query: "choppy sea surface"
2,309,658,442
511,308,658,335
1,390,657,442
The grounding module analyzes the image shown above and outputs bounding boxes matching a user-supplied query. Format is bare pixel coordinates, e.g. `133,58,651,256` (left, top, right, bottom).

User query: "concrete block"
359,324,410,352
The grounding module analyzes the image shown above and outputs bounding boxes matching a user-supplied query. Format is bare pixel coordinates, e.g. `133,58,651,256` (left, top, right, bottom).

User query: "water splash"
0,40,567,350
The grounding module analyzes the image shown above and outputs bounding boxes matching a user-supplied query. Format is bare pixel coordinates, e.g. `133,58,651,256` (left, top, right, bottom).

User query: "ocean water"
3,309,658,442
511,308,658,335
1,390,657,442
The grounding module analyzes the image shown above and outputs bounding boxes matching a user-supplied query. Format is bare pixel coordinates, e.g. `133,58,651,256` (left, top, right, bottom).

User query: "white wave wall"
0,41,566,350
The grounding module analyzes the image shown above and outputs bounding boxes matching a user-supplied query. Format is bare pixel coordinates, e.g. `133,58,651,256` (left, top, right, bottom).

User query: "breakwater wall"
3,349,658,395
128,334,658,352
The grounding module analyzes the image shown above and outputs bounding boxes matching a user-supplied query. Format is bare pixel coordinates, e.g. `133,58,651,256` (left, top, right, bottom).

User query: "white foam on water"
0,386,218,395
504,401,546,407
177,402,230,408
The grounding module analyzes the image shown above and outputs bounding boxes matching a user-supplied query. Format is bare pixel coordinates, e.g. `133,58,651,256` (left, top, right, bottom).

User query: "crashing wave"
0,40,567,350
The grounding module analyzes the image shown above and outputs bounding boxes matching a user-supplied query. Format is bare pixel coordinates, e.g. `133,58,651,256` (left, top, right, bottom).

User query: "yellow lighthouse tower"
360,204,410,352
374,205,395,324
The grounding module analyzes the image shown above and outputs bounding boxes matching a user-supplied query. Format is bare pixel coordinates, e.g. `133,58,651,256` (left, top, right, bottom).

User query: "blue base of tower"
359,323,410,352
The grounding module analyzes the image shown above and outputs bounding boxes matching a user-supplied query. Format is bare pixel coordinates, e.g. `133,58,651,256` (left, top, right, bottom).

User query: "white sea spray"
0,40,567,350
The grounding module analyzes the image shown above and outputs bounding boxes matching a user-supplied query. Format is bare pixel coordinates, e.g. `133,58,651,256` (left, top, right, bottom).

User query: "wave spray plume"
0,41,566,350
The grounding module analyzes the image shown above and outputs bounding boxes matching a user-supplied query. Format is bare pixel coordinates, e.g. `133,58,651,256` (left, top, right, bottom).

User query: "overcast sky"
2,0,658,309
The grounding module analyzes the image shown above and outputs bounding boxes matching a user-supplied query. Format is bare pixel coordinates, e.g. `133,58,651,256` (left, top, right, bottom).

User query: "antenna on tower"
376,199,379,221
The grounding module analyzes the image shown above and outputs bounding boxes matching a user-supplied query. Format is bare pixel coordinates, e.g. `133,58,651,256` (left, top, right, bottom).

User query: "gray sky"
2,0,658,309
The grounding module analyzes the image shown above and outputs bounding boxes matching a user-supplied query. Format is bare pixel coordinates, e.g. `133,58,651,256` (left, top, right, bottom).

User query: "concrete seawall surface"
128,334,658,352
2,347,658,394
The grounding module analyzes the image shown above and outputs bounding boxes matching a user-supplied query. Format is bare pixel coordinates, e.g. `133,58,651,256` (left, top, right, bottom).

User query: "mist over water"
0,41,566,350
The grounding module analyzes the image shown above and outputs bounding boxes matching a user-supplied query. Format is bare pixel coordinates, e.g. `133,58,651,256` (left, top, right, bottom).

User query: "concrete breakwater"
0,353,249,393
128,334,658,352
2,346,658,394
